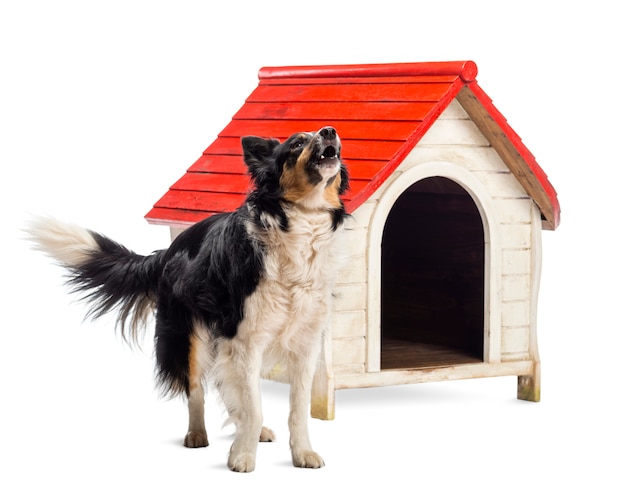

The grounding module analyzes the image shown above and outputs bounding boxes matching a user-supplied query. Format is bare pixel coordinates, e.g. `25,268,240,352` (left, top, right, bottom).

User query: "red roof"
146,61,560,230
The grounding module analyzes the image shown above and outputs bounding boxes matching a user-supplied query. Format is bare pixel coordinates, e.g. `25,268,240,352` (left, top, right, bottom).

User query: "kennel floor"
381,338,483,370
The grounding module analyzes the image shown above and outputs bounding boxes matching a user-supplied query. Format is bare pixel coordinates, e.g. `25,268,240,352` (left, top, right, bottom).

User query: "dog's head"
241,127,349,212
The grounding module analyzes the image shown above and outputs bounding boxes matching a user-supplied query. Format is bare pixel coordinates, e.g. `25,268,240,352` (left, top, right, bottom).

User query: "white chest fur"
265,208,343,288
240,207,345,375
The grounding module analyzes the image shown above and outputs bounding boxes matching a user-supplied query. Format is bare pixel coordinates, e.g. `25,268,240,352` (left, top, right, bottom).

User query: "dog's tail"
25,216,164,344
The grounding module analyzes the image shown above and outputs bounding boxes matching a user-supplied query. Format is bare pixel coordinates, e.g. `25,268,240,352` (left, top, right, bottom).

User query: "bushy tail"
25,216,164,344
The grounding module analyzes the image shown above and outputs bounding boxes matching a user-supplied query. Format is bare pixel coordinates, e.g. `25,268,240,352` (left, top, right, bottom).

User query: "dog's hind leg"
222,406,275,442
185,385,208,448
222,408,275,443
184,331,209,448
259,425,276,442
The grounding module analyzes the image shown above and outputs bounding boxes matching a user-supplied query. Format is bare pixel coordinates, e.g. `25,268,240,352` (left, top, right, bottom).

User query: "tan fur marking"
185,326,209,448
189,322,213,391
188,332,203,391
280,149,317,204
323,172,342,209
280,147,343,210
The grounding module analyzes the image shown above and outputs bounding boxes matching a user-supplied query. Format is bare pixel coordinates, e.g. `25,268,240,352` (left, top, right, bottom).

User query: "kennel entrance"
380,177,485,370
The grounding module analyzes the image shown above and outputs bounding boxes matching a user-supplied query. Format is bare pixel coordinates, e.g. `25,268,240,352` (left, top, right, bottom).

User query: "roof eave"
456,84,561,230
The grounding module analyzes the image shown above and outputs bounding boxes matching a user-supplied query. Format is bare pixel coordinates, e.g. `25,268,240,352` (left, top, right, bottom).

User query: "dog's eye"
292,141,304,150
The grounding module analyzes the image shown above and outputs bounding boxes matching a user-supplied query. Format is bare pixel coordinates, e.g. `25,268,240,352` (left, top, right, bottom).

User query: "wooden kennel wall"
145,61,560,420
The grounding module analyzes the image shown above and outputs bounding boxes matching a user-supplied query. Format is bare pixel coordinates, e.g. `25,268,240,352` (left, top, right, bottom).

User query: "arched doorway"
380,176,485,370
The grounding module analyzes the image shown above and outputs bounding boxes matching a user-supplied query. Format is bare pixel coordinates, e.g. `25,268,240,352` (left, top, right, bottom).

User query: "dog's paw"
292,450,325,469
183,430,209,448
259,426,276,442
228,451,256,473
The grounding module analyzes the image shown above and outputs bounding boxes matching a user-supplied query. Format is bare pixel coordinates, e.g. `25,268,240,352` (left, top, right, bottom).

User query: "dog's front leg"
288,352,325,469
225,345,264,472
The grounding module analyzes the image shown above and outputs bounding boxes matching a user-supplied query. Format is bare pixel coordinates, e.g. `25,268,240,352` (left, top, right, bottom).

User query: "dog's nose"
319,126,337,140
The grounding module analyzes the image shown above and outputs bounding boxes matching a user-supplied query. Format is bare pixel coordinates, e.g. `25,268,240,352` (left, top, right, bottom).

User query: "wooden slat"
343,159,387,180
203,137,405,163
336,361,534,389
151,180,365,217
188,154,387,181
145,207,214,226
152,189,246,213
203,137,243,156
233,101,435,121
331,311,367,339
343,141,405,161
342,179,368,200
171,172,252,193
188,154,247,174
219,119,419,142
246,82,452,103
332,338,366,365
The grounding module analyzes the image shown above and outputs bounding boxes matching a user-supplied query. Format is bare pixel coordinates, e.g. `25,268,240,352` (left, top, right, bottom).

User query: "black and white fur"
26,126,349,472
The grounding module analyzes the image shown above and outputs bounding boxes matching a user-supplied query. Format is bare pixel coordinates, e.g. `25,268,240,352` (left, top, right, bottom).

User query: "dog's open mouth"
319,145,338,167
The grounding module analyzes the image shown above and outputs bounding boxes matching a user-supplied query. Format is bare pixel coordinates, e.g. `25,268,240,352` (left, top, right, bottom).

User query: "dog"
26,126,349,472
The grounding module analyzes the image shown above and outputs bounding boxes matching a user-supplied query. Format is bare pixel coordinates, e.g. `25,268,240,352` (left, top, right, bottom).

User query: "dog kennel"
145,61,560,420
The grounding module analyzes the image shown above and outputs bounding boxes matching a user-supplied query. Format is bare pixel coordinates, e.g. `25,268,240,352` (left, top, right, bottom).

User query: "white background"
1,1,624,488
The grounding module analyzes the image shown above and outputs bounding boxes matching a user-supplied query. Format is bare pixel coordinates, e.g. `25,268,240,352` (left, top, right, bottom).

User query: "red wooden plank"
233,101,436,122
176,159,388,192
219,119,419,142
186,154,389,182
258,61,477,82
148,184,368,222
171,172,252,193
152,189,246,213
246,82,453,104
145,207,214,226
176,158,386,195
187,155,390,188
188,154,247,174
145,183,370,227
176,158,386,193
259,75,459,85
202,137,407,162
203,137,243,156
343,159,388,180
342,178,369,200
343,141,406,161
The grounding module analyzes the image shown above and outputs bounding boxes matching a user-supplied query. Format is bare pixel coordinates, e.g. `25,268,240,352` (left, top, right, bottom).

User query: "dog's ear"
241,136,281,185
241,136,280,167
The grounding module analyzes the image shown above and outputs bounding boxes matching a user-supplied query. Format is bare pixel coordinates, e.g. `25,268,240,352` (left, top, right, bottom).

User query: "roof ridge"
258,61,478,83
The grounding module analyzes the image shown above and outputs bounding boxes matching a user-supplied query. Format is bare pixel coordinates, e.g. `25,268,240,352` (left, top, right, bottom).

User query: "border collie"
26,126,349,472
